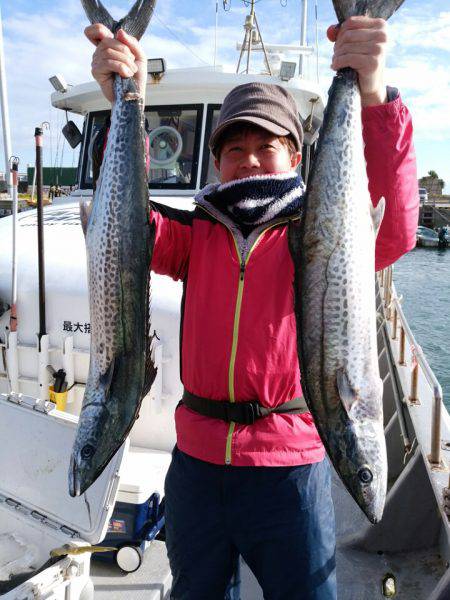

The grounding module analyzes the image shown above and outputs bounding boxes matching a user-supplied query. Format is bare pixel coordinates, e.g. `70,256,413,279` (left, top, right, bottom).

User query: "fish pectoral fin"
370,197,385,238
99,359,117,393
336,368,360,415
79,200,93,237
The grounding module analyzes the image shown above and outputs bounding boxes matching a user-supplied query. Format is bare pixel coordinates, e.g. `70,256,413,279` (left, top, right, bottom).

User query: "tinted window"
201,105,221,187
146,105,203,189
80,104,203,190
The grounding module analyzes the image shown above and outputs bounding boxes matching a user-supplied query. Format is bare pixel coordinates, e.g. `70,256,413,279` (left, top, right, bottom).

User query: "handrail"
380,266,444,468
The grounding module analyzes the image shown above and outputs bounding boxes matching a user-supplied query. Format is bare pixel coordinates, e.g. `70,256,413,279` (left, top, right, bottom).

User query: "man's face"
214,126,301,183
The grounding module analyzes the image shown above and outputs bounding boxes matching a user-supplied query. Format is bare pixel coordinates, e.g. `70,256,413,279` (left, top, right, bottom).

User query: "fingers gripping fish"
69,0,158,497
289,0,404,523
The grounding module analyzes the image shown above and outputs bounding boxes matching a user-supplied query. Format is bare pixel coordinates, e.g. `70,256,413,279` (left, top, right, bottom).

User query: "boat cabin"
51,65,325,202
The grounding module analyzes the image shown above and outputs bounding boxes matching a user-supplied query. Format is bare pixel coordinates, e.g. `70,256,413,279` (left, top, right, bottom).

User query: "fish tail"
81,0,156,39
332,0,404,22
81,0,115,30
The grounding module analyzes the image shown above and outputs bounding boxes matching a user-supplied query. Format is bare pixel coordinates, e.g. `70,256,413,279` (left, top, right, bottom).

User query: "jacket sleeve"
362,92,419,271
150,201,193,281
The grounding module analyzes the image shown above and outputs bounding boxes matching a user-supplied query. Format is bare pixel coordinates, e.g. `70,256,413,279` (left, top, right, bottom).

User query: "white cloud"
389,10,450,53
0,0,449,190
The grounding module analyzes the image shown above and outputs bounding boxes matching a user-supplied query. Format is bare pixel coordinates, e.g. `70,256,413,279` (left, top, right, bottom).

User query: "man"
85,16,418,599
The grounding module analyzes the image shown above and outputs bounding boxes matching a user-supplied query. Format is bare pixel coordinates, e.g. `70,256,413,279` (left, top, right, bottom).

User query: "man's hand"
327,16,388,107
85,24,147,103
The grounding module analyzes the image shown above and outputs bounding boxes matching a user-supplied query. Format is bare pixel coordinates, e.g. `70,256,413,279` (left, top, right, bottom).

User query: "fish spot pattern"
298,69,386,519
71,73,154,494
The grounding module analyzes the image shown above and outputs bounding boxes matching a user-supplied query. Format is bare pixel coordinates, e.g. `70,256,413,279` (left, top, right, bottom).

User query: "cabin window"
201,104,221,187
146,104,203,189
81,110,110,189
80,104,203,191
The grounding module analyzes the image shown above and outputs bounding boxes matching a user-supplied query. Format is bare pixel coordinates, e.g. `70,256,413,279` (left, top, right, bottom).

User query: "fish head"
349,439,387,524
68,398,114,497
334,406,387,524
333,369,387,523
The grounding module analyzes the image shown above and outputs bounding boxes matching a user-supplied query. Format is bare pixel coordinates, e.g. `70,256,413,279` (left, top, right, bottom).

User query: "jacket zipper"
225,256,246,464
195,204,298,465
224,230,277,465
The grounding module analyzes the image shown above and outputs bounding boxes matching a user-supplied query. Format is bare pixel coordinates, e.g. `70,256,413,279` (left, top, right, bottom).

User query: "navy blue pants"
164,446,336,599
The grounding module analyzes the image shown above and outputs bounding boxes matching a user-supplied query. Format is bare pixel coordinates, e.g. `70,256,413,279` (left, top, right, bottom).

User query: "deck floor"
90,470,446,599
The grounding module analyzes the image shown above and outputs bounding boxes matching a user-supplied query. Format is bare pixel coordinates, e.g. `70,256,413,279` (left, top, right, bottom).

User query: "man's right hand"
85,24,148,104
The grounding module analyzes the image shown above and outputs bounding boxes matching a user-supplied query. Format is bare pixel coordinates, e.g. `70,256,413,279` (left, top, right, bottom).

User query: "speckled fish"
289,0,404,523
69,0,157,497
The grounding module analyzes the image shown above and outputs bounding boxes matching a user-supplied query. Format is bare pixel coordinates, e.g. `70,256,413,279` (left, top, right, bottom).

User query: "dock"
419,202,450,229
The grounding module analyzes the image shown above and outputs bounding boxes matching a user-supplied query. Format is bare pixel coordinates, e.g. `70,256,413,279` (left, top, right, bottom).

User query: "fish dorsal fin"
141,221,158,398
370,197,385,238
142,333,158,398
79,200,93,237
336,368,360,415
81,0,156,40
332,0,404,22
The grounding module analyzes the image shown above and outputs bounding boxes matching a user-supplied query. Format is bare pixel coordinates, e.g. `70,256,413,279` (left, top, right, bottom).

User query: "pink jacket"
150,93,419,467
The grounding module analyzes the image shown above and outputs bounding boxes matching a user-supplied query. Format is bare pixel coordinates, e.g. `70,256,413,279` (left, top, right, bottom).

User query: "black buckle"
224,401,261,425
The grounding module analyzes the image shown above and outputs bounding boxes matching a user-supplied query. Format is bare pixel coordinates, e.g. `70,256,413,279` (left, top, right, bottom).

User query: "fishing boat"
0,2,449,598
416,225,449,248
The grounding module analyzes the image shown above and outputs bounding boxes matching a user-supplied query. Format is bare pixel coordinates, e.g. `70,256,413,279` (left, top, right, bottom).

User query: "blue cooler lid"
0,394,128,544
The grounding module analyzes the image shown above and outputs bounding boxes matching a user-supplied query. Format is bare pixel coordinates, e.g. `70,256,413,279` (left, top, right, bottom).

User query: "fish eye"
357,466,373,484
80,444,95,460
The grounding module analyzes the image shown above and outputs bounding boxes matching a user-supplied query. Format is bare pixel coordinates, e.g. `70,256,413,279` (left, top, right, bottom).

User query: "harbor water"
394,247,450,410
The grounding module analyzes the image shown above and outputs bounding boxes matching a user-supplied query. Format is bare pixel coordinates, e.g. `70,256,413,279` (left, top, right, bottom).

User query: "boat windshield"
79,102,305,191
80,104,203,191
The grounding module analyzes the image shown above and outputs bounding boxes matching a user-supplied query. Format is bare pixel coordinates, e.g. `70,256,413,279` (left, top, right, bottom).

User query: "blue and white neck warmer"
200,172,305,238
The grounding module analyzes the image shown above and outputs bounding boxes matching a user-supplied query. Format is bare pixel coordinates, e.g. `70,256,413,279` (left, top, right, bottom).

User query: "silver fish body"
290,0,404,523
69,0,157,497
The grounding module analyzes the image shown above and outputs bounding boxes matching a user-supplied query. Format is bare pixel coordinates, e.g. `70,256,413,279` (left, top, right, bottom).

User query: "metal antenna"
299,0,308,77
0,6,13,198
236,0,272,75
314,0,319,83
214,0,219,67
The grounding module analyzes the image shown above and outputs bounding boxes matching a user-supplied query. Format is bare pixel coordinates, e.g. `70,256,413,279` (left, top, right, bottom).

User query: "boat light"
279,61,296,82
147,58,166,81
49,74,68,93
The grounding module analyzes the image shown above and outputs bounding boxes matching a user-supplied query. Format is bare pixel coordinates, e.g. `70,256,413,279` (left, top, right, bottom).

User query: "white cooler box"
0,392,127,599
97,446,172,573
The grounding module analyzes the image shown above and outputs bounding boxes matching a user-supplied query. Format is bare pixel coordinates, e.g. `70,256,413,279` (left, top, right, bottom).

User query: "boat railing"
379,265,450,516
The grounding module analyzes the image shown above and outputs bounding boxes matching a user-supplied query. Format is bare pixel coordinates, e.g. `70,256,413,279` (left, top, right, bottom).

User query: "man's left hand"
327,16,388,107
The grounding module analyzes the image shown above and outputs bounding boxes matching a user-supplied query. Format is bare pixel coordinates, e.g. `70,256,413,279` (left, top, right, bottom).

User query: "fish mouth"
362,499,385,525
69,455,81,497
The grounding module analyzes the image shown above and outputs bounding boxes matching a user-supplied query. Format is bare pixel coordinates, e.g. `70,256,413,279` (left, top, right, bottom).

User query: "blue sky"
1,0,449,191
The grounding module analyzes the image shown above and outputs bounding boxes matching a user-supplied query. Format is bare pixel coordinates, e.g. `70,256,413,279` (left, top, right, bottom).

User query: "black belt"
181,389,309,425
